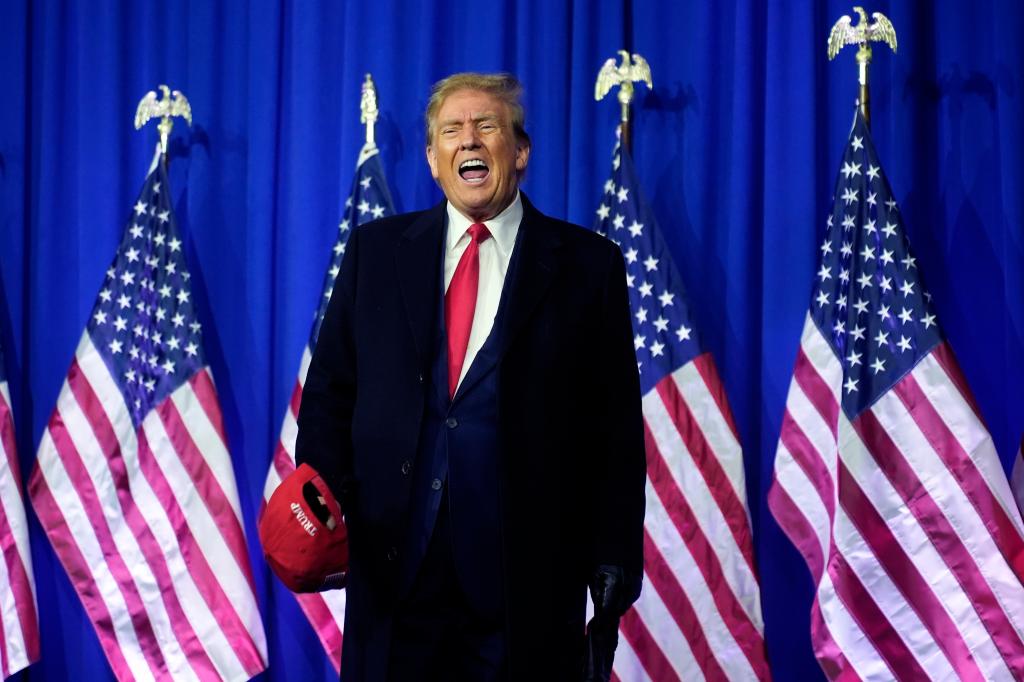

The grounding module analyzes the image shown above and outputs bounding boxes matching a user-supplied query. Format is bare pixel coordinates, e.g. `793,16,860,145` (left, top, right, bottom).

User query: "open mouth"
458,159,490,184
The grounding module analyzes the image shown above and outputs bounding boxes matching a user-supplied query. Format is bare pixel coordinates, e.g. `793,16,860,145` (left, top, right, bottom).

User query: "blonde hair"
425,72,530,147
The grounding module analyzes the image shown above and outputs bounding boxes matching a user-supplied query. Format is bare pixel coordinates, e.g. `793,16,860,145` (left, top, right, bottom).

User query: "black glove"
583,565,642,682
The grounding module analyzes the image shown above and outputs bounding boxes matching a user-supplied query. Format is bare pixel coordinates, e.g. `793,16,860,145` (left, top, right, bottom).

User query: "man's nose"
458,126,481,149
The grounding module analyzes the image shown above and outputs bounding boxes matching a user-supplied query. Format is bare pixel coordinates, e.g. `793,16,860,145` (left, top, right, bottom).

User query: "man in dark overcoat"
295,72,646,681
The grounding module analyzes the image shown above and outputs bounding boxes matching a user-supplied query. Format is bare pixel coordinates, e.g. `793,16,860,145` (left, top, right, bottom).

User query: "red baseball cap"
259,463,349,593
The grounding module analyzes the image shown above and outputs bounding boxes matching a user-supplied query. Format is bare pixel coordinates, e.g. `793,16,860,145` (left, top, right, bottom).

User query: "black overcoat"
295,194,645,680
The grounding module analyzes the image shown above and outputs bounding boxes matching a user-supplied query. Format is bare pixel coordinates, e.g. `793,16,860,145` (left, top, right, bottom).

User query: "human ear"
515,143,530,172
426,145,439,179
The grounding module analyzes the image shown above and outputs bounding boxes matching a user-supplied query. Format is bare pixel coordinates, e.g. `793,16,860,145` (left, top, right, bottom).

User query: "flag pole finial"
360,73,379,149
595,50,653,152
134,85,192,162
828,7,897,128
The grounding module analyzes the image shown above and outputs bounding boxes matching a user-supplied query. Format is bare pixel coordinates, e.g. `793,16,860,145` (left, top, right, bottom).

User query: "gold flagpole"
595,50,653,152
828,7,898,129
134,85,193,168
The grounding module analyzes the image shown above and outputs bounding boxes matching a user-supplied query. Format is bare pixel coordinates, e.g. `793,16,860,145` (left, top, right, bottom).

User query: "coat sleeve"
295,226,361,509
590,243,647,577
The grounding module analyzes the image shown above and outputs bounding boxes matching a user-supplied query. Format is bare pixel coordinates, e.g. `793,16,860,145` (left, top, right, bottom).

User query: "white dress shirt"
443,192,522,392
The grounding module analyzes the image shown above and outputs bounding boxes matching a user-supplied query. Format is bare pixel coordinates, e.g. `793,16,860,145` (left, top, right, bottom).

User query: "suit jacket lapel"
496,195,561,359
455,194,561,404
395,201,447,373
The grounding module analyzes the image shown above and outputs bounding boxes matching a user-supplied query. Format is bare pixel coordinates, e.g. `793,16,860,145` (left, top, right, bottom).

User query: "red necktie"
446,222,491,398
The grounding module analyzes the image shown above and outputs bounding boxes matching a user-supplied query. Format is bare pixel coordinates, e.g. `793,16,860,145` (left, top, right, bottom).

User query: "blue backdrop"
2,1,1022,680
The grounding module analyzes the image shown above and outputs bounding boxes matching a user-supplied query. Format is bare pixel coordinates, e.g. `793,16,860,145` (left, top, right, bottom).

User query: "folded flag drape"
593,130,770,681
0,341,39,679
1012,438,1024,517
262,143,394,671
28,150,268,682
768,109,1024,680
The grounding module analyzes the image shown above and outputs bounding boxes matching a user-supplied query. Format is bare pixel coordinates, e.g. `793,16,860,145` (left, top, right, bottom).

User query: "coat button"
400,460,411,475
446,417,458,429
431,478,442,491
386,546,398,561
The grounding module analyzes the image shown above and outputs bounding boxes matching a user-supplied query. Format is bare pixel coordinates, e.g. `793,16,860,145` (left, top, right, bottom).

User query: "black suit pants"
386,490,508,682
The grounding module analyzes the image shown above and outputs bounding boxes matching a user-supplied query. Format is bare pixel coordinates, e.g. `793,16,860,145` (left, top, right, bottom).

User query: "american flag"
594,130,770,681
28,151,268,681
768,110,1024,680
1011,438,1024,523
0,342,39,678
262,143,394,671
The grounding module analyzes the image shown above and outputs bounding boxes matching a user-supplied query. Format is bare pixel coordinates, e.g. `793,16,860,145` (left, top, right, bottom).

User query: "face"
426,89,530,222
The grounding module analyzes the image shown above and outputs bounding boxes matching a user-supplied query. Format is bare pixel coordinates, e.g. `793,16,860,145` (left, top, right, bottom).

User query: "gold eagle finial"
595,49,653,150
595,50,653,105
827,7,898,126
360,73,379,148
134,85,192,156
828,7,897,60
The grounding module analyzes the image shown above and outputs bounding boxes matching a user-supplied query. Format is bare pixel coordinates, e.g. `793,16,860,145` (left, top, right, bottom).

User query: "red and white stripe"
614,353,770,681
769,314,1024,680
263,347,346,672
28,333,268,682
0,379,39,679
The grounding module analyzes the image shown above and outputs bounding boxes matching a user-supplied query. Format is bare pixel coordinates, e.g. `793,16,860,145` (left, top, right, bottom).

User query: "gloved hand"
582,565,641,682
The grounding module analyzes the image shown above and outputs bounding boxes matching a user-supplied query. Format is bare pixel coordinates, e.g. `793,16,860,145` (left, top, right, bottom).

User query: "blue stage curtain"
2,1,1022,680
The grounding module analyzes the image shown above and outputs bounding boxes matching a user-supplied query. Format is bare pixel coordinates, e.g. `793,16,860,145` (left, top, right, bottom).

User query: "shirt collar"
445,191,522,254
